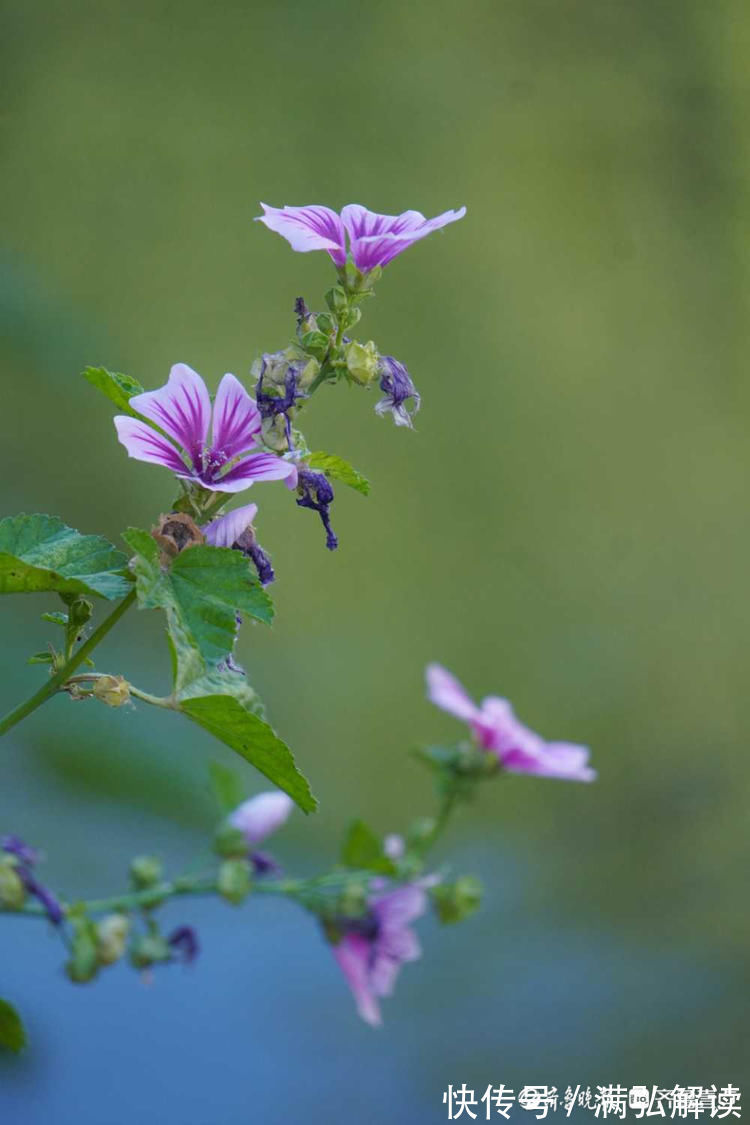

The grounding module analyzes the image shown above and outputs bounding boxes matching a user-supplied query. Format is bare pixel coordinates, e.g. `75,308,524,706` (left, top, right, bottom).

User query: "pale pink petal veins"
113,416,189,475
425,663,482,724
128,363,211,466
215,452,298,493
332,935,382,1027
211,374,262,460
255,204,347,267
342,204,467,271
202,503,258,548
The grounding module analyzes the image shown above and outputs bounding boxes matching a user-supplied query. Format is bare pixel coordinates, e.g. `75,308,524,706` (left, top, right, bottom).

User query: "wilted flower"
203,503,275,586
114,364,296,493
229,792,294,846
426,664,596,782
376,356,421,428
256,202,466,273
167,925,200,965
330,882,429,1027
296,468,338,551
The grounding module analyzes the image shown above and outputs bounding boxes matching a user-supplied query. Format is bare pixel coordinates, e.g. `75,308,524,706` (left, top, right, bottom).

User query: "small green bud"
0,860,26,910
96,913,130,965
344,340,379,386
217,859,251,905
325,285,348,315
129,855,163,890
66,917,100,983
338,880,368,919
214,822,248,859
431,876,483,924
300,330,330,359
129,932,172,970
92,674,130,708
406,817,438,849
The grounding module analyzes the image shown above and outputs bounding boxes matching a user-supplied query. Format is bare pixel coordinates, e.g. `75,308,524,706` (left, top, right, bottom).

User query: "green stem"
128,685,178,710
0,588,137,738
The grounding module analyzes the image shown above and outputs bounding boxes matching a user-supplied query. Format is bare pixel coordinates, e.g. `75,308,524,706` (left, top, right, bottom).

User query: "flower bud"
431,876,483,924
338,880,368,919
129,855,163,890
229,792,293,846
129,932,172,970
217,859,252,905
214,822,249,859
344,340,379,386
96,913,130,965
92,674,130,708
151,512,205,564
66,917,99,983
0,860,26,910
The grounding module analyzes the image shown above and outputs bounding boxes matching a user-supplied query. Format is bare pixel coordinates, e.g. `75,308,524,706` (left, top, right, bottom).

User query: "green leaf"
341,819,395,873
123,529,273,670
0,999,27,1053
181,683,316,813
0,514,132,600
208,761,246,813
82,366,145,415
307,452,370,496
27,651,54,665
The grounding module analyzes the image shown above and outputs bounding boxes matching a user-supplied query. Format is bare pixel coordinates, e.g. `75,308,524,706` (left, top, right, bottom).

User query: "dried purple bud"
255,355,306,449
20,871,64,926
296,468,338,551
294,296,310,321
1,835,39,866
250,850,282,877
167,925,200,964
376,356,421,429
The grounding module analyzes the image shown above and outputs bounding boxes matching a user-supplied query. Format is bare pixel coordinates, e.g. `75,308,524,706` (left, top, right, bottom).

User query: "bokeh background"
1,1,748,1120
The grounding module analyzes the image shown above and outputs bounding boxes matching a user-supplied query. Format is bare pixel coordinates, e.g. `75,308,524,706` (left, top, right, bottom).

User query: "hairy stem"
0,588,137,738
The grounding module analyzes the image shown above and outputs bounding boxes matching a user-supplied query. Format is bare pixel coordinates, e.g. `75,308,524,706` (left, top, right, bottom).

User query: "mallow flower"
256,202,466,273
114,364,297,493
426,664,596,782
331,881,429,1027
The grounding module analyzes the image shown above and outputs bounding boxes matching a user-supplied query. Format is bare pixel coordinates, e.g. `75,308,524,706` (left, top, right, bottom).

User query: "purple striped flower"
331,882,429,1027
114,364,297,493
426,664,596,782
256,202,466,273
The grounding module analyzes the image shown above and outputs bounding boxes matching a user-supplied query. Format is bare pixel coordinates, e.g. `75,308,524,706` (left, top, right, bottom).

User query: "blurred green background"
1,0,748,1120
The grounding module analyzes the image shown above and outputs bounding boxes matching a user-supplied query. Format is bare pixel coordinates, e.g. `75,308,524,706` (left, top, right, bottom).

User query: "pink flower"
426,664,596,782
229,792,294,845
114,364,297,493
332,882,428,1027
256,202,466,273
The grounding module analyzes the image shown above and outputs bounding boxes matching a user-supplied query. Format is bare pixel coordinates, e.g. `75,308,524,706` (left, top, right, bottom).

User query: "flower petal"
256,204,347,267
202,503,258,548
229,792,293,845
114,416,189,475
342,204,466,271
128,364,211,465
332,935,382,1027
211,374,262,460
212,452,298,493
425,663,481,724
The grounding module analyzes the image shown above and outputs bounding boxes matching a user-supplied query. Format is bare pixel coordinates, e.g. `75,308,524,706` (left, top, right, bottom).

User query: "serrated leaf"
208,761,246,813
0,999,27,1053
82,366,145,415
180,686,316,813
123,529,273,670
341,819,395,873
307,452,370,496
0,515,132,600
